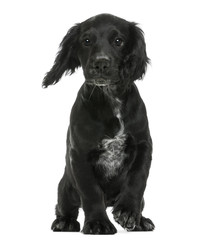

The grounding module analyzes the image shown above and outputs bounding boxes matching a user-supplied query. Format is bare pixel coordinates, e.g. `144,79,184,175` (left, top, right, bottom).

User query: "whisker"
88,85,96,100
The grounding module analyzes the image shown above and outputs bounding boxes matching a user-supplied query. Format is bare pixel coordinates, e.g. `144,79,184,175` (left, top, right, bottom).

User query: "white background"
0,0,206,239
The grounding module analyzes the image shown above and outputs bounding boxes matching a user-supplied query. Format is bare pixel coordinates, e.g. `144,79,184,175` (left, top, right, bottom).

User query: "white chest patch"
97,98,127,179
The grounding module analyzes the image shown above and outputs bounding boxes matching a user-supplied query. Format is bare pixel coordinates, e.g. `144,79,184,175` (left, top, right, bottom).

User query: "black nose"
93,58,111,74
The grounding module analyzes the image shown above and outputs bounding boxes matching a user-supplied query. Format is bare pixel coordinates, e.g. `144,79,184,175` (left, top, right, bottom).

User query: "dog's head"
42,14,149,88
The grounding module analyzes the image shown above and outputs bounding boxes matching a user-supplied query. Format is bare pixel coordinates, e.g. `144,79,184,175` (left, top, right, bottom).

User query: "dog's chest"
96,98,127,179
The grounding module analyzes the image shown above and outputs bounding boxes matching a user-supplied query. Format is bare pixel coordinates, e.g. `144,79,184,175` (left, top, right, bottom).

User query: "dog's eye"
83,38,91,46
114,38,123,47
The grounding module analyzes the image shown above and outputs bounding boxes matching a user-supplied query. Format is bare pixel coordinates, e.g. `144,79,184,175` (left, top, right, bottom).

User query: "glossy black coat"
43,14,154,234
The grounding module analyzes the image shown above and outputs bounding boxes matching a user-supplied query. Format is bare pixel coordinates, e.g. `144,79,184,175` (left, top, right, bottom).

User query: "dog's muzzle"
89,57,111,76
85,55,120,86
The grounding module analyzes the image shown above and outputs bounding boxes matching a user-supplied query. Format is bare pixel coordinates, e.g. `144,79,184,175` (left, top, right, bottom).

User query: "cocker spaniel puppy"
43,13,154,234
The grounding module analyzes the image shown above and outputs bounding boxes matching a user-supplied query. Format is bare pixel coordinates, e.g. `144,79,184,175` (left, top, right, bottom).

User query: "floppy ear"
122,23,150,81
42,24,81,88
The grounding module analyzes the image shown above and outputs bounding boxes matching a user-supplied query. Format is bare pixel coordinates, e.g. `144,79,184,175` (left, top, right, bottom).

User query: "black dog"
43,14,154,234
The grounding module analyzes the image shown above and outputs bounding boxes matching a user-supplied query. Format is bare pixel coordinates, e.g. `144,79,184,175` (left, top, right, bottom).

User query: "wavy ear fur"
42,24,81,88
122,23,150,82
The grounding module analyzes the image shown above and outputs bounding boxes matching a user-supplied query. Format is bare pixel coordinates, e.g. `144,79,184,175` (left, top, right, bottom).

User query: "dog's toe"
113,209,137,231
140,216,155,231
132,216,155,231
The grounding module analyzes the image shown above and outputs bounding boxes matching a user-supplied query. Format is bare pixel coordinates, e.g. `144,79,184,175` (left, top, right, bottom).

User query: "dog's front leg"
71,149,117,234
113,141,155,231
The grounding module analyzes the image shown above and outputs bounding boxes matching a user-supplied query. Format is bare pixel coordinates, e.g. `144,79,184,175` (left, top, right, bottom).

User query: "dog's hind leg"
51,171,81,232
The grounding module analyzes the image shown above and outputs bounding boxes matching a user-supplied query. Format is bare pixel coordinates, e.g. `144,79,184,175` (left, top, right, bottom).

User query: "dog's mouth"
86,78,119,87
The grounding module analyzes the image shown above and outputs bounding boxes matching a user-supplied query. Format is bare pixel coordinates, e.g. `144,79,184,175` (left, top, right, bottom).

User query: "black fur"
43,14,154,234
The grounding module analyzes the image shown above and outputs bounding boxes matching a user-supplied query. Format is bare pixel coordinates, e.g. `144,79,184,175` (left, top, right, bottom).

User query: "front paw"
82,219,117,234
113,209,139,231
51,217,80,232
